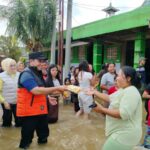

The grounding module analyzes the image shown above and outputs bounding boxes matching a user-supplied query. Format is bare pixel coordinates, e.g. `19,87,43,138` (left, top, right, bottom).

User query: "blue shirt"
20,72,38,91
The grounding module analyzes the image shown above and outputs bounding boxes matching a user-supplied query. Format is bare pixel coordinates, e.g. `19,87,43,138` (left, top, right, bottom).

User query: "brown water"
0,102,147,150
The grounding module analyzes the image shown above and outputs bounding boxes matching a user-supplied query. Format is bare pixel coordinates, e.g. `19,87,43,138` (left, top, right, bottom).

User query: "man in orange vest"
17,52,66,149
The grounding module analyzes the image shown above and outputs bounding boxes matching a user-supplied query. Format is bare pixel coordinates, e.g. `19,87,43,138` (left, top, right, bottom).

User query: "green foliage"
0,36,22,61
4,0,56,51
19,56,27,64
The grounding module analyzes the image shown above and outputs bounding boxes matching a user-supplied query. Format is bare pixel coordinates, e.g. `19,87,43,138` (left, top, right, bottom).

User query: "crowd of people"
0,52,149,150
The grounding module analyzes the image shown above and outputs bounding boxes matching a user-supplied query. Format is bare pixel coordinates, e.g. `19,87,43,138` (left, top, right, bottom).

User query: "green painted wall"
134,32,146,68
93,41,103,73
72,6,150,40
71,47,79,63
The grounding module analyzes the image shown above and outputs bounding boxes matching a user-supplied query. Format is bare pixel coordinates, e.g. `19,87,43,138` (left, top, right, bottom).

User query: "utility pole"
50,12,57,64
57,0,64,81
64,0,73,78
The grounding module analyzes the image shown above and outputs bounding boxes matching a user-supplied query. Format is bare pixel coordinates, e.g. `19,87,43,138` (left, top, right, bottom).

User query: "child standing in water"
76,60,93,119
63,78,71,105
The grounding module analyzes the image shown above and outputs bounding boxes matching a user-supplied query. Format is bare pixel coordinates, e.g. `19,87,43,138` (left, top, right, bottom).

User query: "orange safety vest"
17,88,48,117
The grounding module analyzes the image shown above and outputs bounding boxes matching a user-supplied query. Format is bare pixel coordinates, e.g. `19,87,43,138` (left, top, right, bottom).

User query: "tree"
1,0,56,52
0,36,22,61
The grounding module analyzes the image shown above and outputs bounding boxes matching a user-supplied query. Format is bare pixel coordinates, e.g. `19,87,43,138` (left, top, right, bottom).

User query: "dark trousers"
74,101,80,112
145,100,150,121
19,115,49,148
1,104,21,127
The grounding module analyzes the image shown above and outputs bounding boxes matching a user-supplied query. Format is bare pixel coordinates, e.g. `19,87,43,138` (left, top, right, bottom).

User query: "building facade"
68,0,150,82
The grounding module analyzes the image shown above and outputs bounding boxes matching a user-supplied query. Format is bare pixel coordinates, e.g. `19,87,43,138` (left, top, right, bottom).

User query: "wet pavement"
0,101,148,150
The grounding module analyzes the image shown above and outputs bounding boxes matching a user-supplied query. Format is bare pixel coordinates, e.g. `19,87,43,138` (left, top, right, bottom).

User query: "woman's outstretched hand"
93,101,103,113
84,87,95,96
58,85,68,93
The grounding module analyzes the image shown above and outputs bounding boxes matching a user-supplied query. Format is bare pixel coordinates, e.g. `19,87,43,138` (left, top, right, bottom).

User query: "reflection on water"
0,102,105,150
0,101,147,150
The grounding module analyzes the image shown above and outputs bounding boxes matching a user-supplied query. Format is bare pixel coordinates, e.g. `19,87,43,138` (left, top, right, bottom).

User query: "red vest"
17,88,48,117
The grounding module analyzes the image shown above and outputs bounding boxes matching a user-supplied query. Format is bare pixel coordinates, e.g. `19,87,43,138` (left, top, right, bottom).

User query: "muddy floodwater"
0,101,147,150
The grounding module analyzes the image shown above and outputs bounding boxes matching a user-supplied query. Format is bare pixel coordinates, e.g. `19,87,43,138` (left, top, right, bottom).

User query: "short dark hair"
64,77,71,84
107,63,115,68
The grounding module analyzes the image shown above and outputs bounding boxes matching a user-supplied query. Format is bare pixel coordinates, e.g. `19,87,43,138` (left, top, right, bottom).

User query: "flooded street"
0,101,147,150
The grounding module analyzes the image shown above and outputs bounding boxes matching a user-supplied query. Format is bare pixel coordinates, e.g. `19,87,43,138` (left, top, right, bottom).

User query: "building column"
71,47,79,64
93,41,103,73
134,32,146,68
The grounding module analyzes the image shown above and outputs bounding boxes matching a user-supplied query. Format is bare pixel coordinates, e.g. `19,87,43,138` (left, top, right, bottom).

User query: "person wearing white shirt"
76,60,94,119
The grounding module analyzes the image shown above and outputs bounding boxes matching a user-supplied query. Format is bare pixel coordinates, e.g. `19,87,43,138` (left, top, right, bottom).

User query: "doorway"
86,43,93,64
125,41,134,66
145,39,150,84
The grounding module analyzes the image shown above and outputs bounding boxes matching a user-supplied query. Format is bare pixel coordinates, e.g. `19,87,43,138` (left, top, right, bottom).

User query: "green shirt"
106,86,142,146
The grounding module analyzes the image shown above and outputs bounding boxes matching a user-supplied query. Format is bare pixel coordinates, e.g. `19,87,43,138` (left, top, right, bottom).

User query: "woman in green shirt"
87,66,142,150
